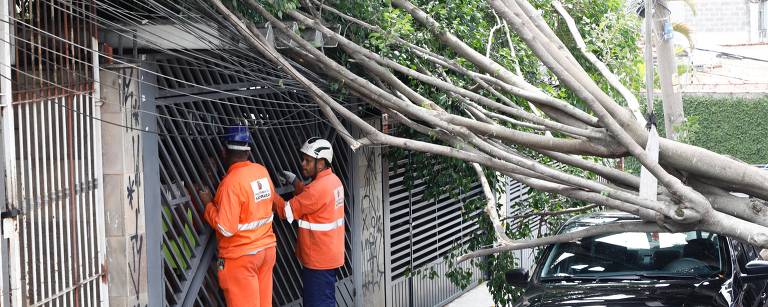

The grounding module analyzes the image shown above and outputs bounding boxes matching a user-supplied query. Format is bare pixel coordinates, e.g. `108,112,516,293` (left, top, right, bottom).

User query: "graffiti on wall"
120,68,145,306
360,145,385,306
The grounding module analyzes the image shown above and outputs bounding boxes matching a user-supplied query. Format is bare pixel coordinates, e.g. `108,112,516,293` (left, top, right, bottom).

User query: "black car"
507,211,768,306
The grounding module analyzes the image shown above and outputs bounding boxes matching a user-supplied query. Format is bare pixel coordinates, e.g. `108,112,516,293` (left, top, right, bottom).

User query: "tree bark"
457,221,667,262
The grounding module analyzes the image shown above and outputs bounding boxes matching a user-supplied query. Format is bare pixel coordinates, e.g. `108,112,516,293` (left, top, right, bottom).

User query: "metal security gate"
386,153,485,307
1,0,108,306
152,53,356,306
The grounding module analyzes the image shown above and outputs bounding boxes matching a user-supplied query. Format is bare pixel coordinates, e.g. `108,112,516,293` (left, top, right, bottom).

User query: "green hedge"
655,96,768,164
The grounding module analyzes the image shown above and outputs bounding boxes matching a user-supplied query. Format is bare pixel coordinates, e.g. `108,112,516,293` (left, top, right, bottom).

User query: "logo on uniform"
251,178,272,201
334,186,344,208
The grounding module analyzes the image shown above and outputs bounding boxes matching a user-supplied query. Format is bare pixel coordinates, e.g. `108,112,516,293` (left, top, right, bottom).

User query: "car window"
539,230,723,279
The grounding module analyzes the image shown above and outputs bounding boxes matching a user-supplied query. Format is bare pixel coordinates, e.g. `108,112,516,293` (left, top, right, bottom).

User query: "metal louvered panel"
505,179,531,218
505,176,553,271
385,149,573,305
385,152,485,306
152,52,355,306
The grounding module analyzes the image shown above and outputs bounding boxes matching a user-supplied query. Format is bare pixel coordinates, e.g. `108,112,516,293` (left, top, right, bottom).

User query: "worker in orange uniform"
273,137,345,307
198,126,278,307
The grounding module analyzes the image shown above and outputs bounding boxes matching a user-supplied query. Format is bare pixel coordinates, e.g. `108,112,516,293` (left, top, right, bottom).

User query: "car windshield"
539,228,723,280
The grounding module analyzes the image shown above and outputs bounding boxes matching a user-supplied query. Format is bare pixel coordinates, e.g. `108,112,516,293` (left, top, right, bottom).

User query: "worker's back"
212,161,277,259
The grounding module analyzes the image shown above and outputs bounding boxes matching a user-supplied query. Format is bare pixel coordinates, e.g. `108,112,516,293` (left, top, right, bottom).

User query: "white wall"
668,0,760,45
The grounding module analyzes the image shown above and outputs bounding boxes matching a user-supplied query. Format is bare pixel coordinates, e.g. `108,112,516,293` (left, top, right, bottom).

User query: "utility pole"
654,0,686,141
640,0,659,202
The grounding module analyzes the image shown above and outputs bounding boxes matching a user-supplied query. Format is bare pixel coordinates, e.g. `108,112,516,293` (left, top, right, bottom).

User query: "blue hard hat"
224,126,252,150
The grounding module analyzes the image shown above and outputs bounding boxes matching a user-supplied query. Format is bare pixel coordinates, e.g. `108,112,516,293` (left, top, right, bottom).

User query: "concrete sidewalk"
444,282,494,306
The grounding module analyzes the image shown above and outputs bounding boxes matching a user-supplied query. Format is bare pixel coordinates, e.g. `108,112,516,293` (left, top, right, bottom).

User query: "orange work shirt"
205,161,281,259
273,168,345,269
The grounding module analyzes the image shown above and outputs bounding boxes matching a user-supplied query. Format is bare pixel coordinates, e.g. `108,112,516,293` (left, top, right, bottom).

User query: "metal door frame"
0,0,22,305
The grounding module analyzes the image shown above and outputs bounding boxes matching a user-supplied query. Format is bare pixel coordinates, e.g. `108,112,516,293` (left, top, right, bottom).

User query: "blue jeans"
301,268,336,307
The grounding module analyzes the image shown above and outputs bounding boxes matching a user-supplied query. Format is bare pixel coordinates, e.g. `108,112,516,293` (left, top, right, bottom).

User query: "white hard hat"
300,137,334,163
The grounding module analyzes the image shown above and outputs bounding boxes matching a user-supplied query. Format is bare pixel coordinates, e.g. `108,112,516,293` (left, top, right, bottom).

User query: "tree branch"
207,0,361,149
551,0,645,125
514,176,659,222
504,204,598,221
472,163,514,244
457,221,666,263
290,10,602,140
391,0,601,128
692,180,768,228
537,150,640,189
490,0,711,222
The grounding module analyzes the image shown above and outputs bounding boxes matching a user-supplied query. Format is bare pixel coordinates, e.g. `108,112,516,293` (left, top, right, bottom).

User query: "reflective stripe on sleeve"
237,215,274,231
246,247,266,255
285,201,294,223
217,224,234,237
296,218,344,231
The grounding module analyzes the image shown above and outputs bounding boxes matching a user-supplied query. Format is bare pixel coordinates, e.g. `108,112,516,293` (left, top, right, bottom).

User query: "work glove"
277,170,297,185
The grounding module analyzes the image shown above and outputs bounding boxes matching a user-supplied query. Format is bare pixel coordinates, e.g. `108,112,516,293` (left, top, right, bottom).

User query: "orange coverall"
204,161,281,307
273,168,345,270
